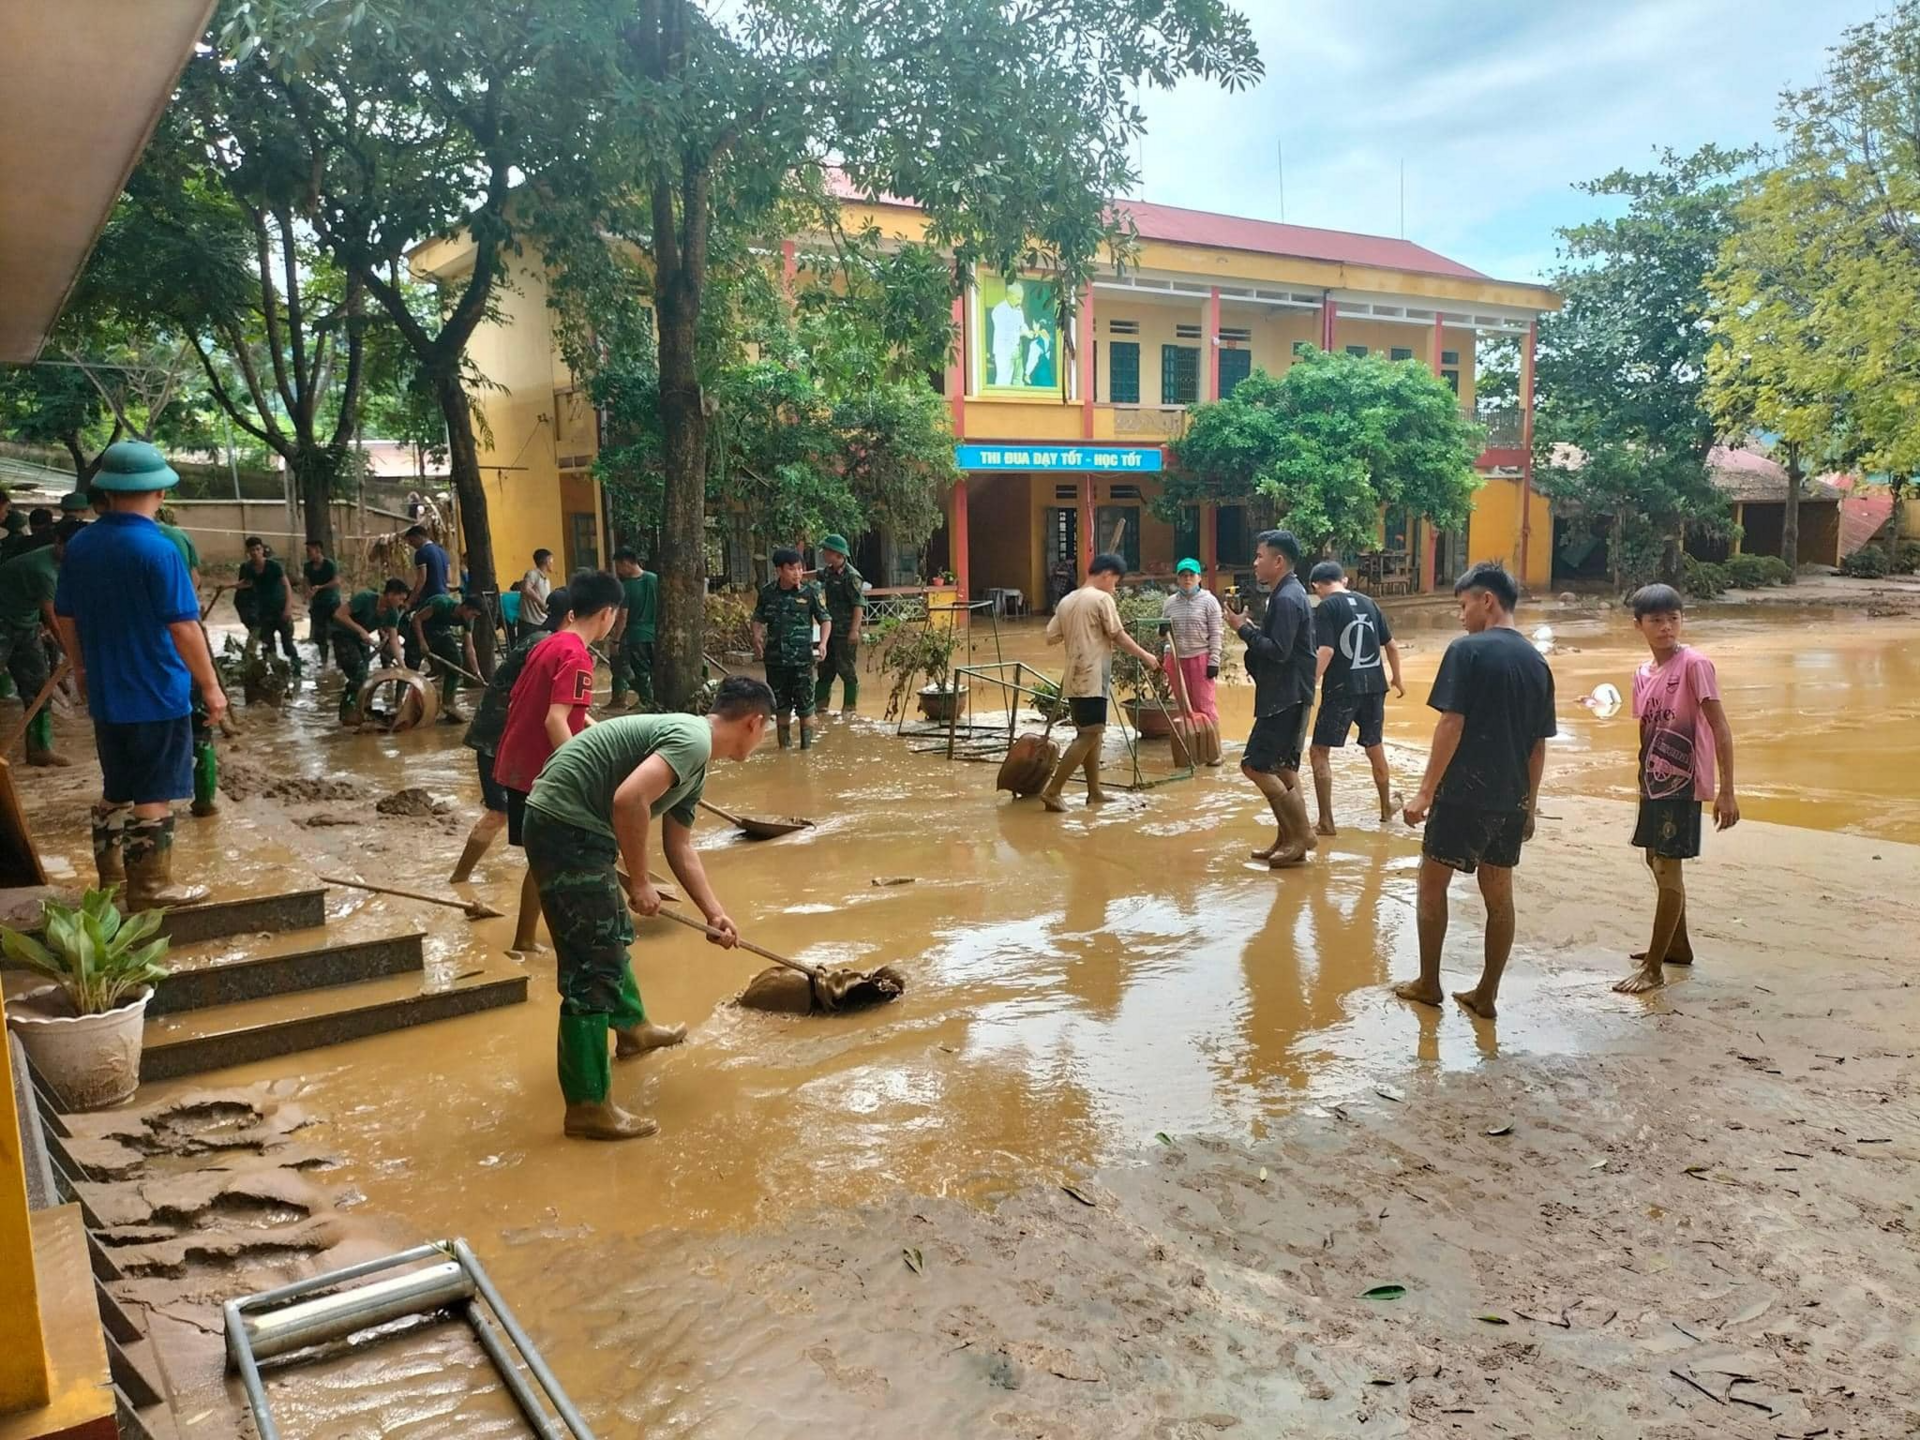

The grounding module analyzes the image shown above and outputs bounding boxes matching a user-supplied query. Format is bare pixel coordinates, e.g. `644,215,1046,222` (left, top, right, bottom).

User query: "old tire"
358,668,440,732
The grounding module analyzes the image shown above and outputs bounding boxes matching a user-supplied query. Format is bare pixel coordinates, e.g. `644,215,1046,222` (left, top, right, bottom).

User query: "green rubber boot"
191,740,219,817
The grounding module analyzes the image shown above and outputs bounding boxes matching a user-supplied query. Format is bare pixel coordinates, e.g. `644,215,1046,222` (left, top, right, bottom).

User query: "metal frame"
225,1238,594,1440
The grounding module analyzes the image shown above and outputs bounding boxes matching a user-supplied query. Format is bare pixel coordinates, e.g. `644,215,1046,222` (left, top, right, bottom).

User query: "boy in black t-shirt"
1398,563,1555,1019
1307,561,1404,833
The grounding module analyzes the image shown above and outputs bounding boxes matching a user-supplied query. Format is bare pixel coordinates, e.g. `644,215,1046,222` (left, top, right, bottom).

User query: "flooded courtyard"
15,591,1920,1437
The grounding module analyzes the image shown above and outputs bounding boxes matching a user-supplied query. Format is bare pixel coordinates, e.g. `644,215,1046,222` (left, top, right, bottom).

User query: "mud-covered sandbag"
735,964,908,1015
997,733,1059,797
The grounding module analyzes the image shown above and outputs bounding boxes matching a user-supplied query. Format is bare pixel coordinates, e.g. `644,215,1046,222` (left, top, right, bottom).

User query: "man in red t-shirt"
493,570,624,953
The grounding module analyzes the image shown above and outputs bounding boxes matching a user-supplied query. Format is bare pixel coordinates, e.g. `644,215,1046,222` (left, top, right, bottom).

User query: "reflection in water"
14,603,1912,1247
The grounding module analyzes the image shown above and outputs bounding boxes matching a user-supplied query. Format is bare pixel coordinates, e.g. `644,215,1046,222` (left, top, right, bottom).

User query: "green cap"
93,440,179,493
820,534,851,556
59,491,92,513
1175,557,1201,575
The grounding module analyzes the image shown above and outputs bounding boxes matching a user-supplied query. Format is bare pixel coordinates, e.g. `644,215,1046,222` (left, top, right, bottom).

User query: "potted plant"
3,889,170,1110
1030,677,1070,725
1113,590,1178,737
872,616,966,723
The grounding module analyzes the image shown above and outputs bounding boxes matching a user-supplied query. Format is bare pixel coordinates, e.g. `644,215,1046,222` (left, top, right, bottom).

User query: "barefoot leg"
1619,854,1686,990
1366,744,1397,822
1394,858,1452,1005
1454,862,1513,1016
509,867,547,955
1310,746,1337,836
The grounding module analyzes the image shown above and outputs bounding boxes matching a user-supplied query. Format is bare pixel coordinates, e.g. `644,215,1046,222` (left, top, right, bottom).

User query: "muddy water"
14,603,1920,1422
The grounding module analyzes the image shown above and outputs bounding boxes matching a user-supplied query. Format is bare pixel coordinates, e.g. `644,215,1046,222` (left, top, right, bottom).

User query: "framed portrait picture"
972,272,1064,397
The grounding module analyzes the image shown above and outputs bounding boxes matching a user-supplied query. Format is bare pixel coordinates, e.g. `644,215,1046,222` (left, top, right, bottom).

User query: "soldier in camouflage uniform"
329,579,410,723
813,533,865,715
411,592,485,722
449,584,569,882
751,545,830,749
522,677,774,1141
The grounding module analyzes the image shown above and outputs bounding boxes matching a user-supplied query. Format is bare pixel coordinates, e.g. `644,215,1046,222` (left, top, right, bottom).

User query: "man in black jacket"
1225,529,1317,868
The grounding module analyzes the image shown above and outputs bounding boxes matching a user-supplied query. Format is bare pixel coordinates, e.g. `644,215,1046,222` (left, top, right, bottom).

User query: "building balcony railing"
1094,403,1189,442
1475,406,1525,448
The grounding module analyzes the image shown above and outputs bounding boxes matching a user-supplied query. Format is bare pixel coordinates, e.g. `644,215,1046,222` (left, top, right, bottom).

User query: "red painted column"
1320,293,1337,350
1078,283,1095,438
952,474,970,605
1207,287,1222,400
781,240,797,292
947,292,966,435
1200,501,1218,591
1519,320,1538,587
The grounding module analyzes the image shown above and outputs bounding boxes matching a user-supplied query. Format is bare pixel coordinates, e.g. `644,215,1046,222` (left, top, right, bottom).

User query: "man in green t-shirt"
331,579,411,723
236,536,301,674
751,545,830,749
522,676,774,1141
813,533,865,715
0,519,82,765
301,539,343,671
153,507,200,591
411,592,484,721
608,549,658,709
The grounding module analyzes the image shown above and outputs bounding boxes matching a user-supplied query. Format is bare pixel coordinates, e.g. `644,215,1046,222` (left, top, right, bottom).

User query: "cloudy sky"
1129,0,1887,282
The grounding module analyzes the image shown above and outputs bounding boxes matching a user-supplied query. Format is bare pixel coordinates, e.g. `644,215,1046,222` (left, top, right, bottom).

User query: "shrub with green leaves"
0,889,170,1016
1839,546,1893,579
1682,556,1731,597
1895,541,1920,575
1723,554,1787,589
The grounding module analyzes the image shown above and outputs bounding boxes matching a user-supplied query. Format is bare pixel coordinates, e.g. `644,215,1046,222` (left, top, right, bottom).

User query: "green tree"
536,0,1260,703
1706,5,1920,545
0,364,118,484
1161,353,1483,554
1533,146,1754,587
221,0,610,665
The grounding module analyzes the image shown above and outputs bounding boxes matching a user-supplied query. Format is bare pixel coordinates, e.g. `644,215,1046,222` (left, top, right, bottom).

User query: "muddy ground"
10,591,1920,1437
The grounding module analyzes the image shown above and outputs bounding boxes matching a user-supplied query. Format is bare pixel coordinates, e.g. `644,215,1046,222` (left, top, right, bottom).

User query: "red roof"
824,169,1490,281
1113,199,1488,281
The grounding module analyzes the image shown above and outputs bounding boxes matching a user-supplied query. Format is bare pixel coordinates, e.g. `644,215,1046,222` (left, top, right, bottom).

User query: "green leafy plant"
869,615,962,721
1112,590,1176,709
1029,677,1069,724
1895,540,1920,574
1839,545,1893,579
1,889,169,1016
1723,554,1790,589
1682,556,1731,597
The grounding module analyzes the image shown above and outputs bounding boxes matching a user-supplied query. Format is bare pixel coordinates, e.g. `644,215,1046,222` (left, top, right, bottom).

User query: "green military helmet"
59,490,92,514
820,534,851,556
93,440,180,493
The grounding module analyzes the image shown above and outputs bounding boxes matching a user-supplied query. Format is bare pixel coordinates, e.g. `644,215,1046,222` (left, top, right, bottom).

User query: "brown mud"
9,600,1920,1435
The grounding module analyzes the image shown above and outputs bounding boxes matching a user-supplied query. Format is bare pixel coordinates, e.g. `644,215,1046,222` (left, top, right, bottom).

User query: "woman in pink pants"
1160,558,1223,724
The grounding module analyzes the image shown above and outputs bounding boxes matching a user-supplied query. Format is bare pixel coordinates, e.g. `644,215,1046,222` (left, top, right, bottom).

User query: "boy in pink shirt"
1616,584,1739,994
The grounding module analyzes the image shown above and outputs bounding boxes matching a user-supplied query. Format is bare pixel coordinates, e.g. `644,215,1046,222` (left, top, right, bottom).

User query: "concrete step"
147,933,425,1016
139,966,528,1082
153,887,328,946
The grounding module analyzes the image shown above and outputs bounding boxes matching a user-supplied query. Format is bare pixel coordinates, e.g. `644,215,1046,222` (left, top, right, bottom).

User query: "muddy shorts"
1244,702,1308,774
1423,800,1527,873
505,786,530,846
1312,690,1385,749
475,748,508,813
1068,696,1108,728
764,660,816,720
1632,797,1701,860
96,716,194,806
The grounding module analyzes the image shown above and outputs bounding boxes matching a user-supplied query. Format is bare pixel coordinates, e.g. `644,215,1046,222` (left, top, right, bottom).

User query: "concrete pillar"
952,476,970,605
1078,283,1095,437
1519,321,1537,586
1081,473,1096,578
947,292,966,435
0,998,51,1413
1200,501,1218,592
1207,287,1222,400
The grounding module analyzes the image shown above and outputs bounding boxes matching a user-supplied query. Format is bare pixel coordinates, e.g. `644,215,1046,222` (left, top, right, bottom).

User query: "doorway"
1045,506,1078,610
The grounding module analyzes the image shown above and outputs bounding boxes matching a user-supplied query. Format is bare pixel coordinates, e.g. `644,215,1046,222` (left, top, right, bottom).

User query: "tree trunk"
1781,442,1801,584
291,448,336,556
655,273,708,709
434,369,498,672
1659,532,1682,588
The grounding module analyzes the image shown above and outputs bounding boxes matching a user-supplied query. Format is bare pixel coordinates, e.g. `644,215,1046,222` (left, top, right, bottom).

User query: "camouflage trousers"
612,637,655,707
332,631,373,722
764,659,816,721
0,622,53,753
425,630,464,705
523,808,648,1105
813,630,858,711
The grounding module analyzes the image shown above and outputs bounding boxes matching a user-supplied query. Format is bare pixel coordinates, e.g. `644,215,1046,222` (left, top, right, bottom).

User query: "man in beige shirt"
1041,552,1160,811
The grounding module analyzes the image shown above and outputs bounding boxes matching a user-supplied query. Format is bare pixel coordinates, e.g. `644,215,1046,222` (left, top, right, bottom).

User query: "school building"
410,189,1559,607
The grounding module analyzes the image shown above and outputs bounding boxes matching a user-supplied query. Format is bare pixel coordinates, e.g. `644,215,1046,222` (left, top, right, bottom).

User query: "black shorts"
475,748,508,813
96,716,194,805
1422,800,1528,873
505,787,530,847
1068,696,1108,728
1244,703,1308,774
1633,797,1702,860
1312,690,1385,749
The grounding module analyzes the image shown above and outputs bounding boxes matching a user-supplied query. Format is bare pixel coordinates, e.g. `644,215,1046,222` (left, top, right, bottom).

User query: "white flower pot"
6,985,152,1111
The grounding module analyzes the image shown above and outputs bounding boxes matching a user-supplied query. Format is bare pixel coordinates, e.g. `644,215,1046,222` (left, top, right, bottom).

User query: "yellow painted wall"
1465,477,1552,591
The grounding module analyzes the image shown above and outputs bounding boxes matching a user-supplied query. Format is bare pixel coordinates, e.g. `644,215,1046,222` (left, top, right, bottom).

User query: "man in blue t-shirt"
54,442,228,910
402,523,450,667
